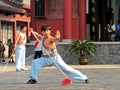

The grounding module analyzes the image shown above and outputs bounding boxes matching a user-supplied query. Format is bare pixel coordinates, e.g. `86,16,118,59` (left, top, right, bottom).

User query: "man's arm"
51,30,60,42
29,28,42,40
13,33,21,53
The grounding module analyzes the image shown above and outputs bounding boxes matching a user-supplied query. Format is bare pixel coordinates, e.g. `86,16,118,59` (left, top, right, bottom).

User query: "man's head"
41,24,51,32
8,39,11,42
41,24,51,37
21,25,27,33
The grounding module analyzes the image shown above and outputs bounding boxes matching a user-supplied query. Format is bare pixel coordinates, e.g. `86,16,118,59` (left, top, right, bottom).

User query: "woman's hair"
41,24,51,31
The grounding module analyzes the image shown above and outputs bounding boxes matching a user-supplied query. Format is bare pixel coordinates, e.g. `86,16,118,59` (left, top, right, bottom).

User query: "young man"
0,41,5,62
7,39,14,63
13,25,27,72
106,20,116,41
33,39,42,59
26,24,88,84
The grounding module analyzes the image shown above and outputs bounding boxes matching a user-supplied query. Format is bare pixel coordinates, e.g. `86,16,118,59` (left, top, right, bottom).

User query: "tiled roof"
7,0,23,5
0,1,26,13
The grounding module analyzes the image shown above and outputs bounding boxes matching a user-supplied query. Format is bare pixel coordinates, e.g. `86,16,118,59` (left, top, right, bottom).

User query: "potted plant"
68,40,96,65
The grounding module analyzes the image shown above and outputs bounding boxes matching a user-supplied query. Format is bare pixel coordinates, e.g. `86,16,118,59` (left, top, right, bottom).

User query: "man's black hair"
41,24,51,31
21,25,26,30
8,39,11,42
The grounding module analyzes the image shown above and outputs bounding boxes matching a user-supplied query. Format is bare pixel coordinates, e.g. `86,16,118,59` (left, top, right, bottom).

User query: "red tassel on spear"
62,78,72,86
31,30,72,86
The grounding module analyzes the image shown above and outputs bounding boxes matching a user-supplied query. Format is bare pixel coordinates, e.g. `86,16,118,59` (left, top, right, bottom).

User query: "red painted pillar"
63,0,72,40
13,20,16,44
79,0,86,40
30,0,36,40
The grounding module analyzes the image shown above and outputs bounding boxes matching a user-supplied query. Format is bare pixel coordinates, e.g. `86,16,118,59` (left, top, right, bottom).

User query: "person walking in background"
13,25,27,72
7,39,14,63
115,20,120,41
106,20,116,41
26,24,88,84
0,41,5,62
34,39,42,59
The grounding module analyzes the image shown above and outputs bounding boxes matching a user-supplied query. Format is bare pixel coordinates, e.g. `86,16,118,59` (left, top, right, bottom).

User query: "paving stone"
0,63,120,90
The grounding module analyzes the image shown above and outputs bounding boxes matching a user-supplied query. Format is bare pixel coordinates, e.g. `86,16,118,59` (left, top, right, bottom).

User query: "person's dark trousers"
115,33,120,41
34,51,42,59
8,51,14,63
8,51,12,58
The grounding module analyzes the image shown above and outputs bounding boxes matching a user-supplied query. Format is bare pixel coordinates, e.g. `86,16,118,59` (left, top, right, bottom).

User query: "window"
47,0,78,18
72,0,79,18
1,21,13,44
49,0,63,18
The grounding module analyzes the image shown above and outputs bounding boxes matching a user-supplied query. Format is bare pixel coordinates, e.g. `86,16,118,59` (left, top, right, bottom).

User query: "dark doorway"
89,0,112,41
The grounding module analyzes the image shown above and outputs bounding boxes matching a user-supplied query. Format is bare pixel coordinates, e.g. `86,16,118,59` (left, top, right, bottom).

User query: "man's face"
42,29,51,37
22,27,27,33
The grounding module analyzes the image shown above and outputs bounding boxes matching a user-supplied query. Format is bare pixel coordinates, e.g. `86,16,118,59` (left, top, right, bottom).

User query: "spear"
31,30,72,86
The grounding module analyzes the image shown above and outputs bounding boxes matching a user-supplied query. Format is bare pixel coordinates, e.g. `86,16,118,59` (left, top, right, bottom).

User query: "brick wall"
26,42,120,65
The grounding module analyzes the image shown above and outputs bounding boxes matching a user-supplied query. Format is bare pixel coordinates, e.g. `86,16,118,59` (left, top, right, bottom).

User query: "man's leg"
27,57,53,84
38,51,42,58
21,49,26,70
34,51,37,59
55,55,88,82
16,47,22,71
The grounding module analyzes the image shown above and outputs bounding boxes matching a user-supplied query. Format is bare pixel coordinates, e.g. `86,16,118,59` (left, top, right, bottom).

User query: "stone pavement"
0,63,120,90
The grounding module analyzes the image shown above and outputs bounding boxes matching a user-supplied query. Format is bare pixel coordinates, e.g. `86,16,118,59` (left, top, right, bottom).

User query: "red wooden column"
30,0,36,40
79,0,86,40
63,0,72,40
13,20,16,44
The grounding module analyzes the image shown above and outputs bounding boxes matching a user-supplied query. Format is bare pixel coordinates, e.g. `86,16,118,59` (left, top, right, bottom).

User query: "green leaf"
68,40,96,57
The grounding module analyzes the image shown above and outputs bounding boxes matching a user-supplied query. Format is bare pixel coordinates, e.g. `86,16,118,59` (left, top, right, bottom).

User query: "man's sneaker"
85,79,89,83
26,79,37,84
21,68,27,71
2,60,5,62
16,69,22,72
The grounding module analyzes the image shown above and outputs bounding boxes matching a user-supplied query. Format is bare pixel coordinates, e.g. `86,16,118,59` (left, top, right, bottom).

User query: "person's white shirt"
107,24,116,41
34,40,42,51
107,24,115,32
